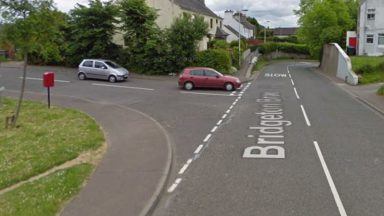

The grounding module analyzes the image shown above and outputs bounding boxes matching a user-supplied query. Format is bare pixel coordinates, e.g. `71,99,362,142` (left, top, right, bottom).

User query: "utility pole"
264,20,270,43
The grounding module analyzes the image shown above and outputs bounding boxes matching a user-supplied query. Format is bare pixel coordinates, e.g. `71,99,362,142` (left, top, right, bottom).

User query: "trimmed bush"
209,40,229,50
259,42,310,55
195,49,231,73
378,85,384,96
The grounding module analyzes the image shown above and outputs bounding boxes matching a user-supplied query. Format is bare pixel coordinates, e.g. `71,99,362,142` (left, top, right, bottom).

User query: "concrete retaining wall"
320,43,358,85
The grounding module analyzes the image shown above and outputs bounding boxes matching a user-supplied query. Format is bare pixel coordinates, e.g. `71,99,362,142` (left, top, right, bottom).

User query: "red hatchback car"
178,67,242,91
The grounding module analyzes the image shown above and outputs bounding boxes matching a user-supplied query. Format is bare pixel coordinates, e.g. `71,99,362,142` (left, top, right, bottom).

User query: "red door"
189,69,206,88
204,70,225,88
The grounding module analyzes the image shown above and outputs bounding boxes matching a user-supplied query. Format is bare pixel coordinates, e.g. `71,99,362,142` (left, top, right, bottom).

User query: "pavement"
1,61,384,216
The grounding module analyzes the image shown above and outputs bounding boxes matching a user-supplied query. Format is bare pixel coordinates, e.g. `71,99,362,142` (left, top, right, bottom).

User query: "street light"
238,9,248,67
264,20,270,43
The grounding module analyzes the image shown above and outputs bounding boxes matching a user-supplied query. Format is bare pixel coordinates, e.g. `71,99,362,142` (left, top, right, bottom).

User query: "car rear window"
190,70,204,76
82,61,93,67
105,61,120,69
204,70,219,77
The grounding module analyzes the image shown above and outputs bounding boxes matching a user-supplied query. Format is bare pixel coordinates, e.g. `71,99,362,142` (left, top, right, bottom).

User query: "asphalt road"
1,62,383,216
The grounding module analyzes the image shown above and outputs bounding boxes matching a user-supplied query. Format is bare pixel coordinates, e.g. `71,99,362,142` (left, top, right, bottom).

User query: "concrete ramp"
320,43,358,85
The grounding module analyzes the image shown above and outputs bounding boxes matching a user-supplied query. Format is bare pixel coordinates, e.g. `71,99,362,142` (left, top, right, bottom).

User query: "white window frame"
378,33,384,46
366,34,374,44
367,8,376,20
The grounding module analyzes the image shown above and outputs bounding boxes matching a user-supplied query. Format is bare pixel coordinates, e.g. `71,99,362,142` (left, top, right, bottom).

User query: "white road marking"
313,141,347,216
247,135,255,138
290,79,295,86
226,109,231,114
216,120,223,125
211,126,218,133
167,178,182,193
229,105,234,109
300,105,311,126
194,145,204,154
178,159,193,175
20,77,71,83
180,91,234,97
232,101,237,106
289,74,292,78
203,134,212,142
222,114,228,119
294,87,300,99
93,83,154,91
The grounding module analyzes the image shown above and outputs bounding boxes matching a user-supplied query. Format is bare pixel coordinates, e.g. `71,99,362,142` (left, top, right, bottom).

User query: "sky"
54,0,300,28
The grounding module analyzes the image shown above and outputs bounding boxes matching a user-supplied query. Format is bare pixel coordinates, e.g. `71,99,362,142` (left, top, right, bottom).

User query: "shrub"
209,40,229,50
378,85,384,95
195,49,231,73
259,42,310,55
355,64,375,74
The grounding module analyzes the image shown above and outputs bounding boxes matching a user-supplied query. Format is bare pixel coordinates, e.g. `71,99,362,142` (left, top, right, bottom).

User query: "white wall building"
357,0,384,56
223,10,254,43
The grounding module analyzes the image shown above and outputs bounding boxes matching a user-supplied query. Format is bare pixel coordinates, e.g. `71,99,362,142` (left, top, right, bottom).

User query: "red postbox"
43,72,55,88
43,72,55,108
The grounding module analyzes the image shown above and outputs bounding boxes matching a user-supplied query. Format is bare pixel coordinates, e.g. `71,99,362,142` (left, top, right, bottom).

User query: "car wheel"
108,75,117,83
184,82,194,91
225,83,234,91
78,72,86,80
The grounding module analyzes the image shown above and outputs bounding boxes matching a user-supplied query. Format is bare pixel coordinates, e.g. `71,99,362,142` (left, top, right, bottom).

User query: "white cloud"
54,0,300,27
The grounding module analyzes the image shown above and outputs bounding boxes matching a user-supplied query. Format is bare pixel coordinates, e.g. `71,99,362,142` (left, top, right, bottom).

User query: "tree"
167,13,208,72
118,0,170,74
297,0,355,58
0,0,57,128
66,0,119,66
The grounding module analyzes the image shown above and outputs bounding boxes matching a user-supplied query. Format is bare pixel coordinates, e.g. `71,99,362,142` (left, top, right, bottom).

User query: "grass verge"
0,164,93,216
351,56,384,84
0,98,104,190
378,85,384,96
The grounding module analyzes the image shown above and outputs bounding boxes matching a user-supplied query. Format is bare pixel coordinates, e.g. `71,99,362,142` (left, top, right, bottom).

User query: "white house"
145,0,227,50
357,0,384,56
223,10,255,42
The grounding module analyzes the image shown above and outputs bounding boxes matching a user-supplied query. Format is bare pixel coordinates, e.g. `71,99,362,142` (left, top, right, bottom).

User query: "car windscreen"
105,61,121,69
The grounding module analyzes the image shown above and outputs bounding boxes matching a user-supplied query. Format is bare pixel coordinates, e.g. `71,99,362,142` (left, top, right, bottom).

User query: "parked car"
78,59,129,83
178,67,242,91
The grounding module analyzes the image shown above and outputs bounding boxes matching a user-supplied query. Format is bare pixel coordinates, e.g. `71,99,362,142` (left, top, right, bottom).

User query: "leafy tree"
66,0,120,66
0,0,57,127
247,17,264,36
118,0,170,74
297,0,354,58
167,13,208,72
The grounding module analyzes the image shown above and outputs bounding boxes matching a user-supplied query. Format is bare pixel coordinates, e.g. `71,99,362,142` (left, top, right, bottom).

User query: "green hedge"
259,42,310,55
378,85,384,95
195,49,231,73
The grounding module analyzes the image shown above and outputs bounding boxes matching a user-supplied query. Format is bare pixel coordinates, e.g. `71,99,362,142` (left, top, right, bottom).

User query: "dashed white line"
313,141,347,216
232,102,237,106
211,126,218,133
294,87,300,99
20,77,71,83
194,145,204,154
222,114,228,119
226,109,231,114
178,159,193,175
180,91,234,97
290,79,295,86
216,120,223,125
300,105,311,126
229,105,234,110
289,74,292,78
203,134,212,142
167,178,182,193
93,83,154,91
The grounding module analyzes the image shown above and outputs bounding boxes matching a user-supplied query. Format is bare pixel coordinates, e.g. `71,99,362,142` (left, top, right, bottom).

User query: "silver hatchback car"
78,59,129,83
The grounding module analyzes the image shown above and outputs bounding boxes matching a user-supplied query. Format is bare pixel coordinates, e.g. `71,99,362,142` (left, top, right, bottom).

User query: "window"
210,19,213,28
379,34,384,45
366,34,374,44
105,61,121,69
82,61,93,67
216,19,218,24
367,9,375,20
190,70,204,76
95,61,107,69
204,70,220,77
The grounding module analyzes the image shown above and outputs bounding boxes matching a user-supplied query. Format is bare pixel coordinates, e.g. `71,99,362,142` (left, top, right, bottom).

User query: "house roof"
175,0,221,19
233,13,255,30
272,27,298,36
215,27,229,39
224,25,246,39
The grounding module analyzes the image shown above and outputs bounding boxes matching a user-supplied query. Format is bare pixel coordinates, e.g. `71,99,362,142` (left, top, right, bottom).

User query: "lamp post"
264,20,270,43
238,9,248,67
